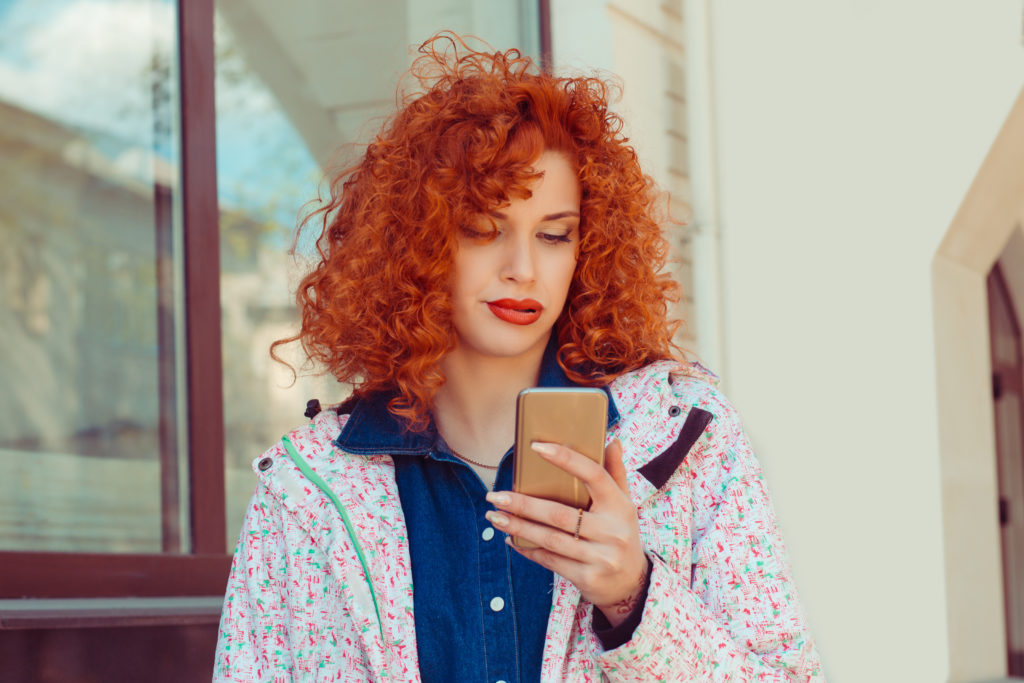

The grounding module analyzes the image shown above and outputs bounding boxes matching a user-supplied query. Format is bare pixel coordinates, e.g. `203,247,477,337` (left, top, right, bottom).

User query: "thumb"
604,438,629,493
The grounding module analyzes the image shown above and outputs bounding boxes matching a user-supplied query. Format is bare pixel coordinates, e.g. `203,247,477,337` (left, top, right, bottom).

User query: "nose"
499,233,536,284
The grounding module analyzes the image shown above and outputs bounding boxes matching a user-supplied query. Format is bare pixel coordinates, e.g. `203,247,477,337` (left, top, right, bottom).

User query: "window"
212,0,543,551
1,0,228,601
0,0,543,607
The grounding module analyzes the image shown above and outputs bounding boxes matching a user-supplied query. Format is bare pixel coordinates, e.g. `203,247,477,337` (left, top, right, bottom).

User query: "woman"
214,34,822,682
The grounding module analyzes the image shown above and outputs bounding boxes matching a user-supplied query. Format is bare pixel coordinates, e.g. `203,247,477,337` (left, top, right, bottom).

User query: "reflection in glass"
0,0,185,553
214,1,540,549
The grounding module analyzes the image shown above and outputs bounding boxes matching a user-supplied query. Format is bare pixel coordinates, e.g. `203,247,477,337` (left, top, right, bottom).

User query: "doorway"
989,255,1024,676
933,84,1024,681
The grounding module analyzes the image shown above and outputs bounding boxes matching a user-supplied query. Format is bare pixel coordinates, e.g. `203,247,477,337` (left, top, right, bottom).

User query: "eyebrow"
488,210,581,222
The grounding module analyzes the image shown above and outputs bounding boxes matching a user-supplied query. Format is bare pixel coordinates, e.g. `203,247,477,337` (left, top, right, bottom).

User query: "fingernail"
486,492,510,506
531,441,556,456
485,511,508,527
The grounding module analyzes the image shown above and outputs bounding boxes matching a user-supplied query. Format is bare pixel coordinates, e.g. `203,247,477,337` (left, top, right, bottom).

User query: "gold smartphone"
512,387,608,548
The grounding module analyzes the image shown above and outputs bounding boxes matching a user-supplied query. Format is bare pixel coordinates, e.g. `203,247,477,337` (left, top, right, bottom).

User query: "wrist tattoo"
611,591,639,615
610,567,649,615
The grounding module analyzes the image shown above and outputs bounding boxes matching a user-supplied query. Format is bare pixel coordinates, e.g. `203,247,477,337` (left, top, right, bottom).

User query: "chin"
450,307,559,360
471,339,546,360
460,327,552,361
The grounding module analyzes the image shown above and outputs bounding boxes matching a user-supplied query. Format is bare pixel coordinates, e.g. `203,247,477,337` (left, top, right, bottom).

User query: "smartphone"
512,387,608,548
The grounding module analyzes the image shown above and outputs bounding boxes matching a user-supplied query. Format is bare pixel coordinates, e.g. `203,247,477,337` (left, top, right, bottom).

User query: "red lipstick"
487,298,543,325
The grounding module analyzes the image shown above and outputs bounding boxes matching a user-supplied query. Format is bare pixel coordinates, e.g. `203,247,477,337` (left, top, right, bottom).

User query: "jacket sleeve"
596,392,824,682
213,482,296,682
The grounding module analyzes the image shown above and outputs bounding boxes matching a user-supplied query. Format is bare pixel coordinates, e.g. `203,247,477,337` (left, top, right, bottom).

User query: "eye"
538,232,573,244
459,226,498,241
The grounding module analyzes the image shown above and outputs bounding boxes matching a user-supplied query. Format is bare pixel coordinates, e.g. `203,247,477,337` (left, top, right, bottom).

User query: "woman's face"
449,150,581,363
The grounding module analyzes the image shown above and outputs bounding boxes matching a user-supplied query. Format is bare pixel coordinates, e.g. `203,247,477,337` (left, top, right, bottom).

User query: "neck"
432,337,549,462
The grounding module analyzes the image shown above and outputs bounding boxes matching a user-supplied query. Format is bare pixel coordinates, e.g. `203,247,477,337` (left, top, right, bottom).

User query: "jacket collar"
335,338,620,456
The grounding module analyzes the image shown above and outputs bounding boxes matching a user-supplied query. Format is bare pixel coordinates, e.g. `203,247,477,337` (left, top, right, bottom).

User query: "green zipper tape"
280,435,385,642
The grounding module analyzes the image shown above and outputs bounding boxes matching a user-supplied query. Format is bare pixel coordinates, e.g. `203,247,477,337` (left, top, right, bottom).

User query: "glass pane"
215,0,540,549
0,0,186,552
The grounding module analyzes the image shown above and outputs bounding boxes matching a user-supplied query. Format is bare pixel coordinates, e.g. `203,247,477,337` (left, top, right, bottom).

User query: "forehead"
501,151,580,212
532,151,579,192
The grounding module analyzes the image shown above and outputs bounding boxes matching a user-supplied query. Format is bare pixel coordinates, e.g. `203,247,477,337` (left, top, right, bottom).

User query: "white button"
490,597,505,612
482,527,495,541
496,680,508,683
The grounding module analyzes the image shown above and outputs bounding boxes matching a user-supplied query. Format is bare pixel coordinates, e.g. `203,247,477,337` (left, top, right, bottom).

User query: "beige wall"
698,1,1024,681
557,0,1024,680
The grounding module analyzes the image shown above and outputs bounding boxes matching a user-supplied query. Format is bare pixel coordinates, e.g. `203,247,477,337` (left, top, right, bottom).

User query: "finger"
603,439,629,494
485,509,592,561
486,490,585,536
506,537,584,578
531,441,620,501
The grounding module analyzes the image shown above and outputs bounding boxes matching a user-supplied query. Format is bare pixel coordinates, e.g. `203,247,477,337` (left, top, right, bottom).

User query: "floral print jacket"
214,361,824,681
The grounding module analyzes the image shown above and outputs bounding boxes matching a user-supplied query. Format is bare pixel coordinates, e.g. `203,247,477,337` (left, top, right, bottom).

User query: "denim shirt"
334,343,620,682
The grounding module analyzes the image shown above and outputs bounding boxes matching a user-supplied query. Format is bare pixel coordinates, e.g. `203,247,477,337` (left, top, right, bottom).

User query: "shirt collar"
334,338,621,455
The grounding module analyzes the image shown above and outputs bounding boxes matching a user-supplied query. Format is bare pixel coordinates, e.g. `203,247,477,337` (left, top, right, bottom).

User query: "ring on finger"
573,507,583,540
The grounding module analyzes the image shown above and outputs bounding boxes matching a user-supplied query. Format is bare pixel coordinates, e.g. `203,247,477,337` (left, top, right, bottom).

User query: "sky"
0,0,320,233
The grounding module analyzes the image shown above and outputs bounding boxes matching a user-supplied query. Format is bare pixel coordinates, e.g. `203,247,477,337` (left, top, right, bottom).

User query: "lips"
486,298,543,325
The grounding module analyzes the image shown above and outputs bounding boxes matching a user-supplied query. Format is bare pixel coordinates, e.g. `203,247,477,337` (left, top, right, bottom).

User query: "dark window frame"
538,0,553,72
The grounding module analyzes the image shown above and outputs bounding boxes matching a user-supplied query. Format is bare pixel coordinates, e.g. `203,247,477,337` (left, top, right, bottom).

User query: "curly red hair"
276,33,682,431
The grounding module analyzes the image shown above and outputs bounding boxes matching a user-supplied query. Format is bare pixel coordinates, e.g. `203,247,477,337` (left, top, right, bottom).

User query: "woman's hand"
485,439,650,627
